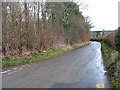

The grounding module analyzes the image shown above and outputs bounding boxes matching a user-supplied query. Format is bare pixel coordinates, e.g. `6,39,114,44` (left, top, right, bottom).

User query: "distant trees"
2,1,91,58
102,29,105,36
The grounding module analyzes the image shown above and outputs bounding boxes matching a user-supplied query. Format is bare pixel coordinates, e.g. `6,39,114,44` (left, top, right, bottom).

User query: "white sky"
81,0,120,31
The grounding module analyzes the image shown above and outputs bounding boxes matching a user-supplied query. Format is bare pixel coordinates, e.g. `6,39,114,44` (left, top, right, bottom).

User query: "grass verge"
1,49,67,68
1,42,90,68
101,42,120,88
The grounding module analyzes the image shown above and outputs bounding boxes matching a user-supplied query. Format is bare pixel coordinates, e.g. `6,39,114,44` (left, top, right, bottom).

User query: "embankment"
101,30,120,88
1,42,90,68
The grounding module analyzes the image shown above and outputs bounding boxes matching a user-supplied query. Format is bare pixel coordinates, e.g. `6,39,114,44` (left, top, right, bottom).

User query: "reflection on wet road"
2,42,110,88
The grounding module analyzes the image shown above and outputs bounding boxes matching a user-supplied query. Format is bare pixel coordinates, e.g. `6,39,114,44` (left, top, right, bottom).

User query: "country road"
2,42,110,88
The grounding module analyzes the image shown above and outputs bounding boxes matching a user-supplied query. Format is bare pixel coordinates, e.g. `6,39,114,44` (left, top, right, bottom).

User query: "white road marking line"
13,68,17,70
18,68,23,71
22,65,26,67
7,72,12,75
6,70,10,72
1,69,11,74
14,71,17,72
1,71,7,74
2,64,27,75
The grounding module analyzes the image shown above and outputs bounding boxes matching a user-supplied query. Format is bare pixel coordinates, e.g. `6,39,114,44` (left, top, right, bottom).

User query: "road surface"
2,42,110,88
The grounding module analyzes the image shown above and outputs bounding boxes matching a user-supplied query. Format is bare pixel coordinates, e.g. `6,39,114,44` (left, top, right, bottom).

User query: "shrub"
102,30,118,49
103,38,111,47
115,31,120,53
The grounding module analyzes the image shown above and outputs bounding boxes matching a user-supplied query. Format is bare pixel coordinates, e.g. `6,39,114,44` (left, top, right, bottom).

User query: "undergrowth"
101,42,120,88
1,42,90,68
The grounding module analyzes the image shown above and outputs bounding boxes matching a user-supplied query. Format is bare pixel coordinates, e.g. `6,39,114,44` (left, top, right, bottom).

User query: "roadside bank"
101,42,120,88
1,42,90,68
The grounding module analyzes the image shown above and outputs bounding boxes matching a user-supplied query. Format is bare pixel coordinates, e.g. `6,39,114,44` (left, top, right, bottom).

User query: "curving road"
2,42,110,88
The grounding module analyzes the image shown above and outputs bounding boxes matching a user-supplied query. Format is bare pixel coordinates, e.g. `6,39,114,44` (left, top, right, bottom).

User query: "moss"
72,46,79,49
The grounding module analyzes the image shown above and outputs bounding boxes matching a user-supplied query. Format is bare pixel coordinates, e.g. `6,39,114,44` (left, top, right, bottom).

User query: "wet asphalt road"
2,42,110,88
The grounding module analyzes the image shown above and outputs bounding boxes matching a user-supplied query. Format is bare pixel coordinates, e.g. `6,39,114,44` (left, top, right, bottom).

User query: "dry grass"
1,41,90,68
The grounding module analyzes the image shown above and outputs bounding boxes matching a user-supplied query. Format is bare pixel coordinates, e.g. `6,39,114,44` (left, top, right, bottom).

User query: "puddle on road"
96,48,107,73
90,42,109,88
51,42,110,88
78,42,110,88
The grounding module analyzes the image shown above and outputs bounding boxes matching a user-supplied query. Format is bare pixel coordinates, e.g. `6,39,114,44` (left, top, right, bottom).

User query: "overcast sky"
80,0,120,31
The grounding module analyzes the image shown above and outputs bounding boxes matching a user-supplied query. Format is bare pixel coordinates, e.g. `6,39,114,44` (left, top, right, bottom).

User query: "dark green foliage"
103,39,111,47
61,2,91,44
115,31,120,53
96,32,100,38
65,38,69,43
